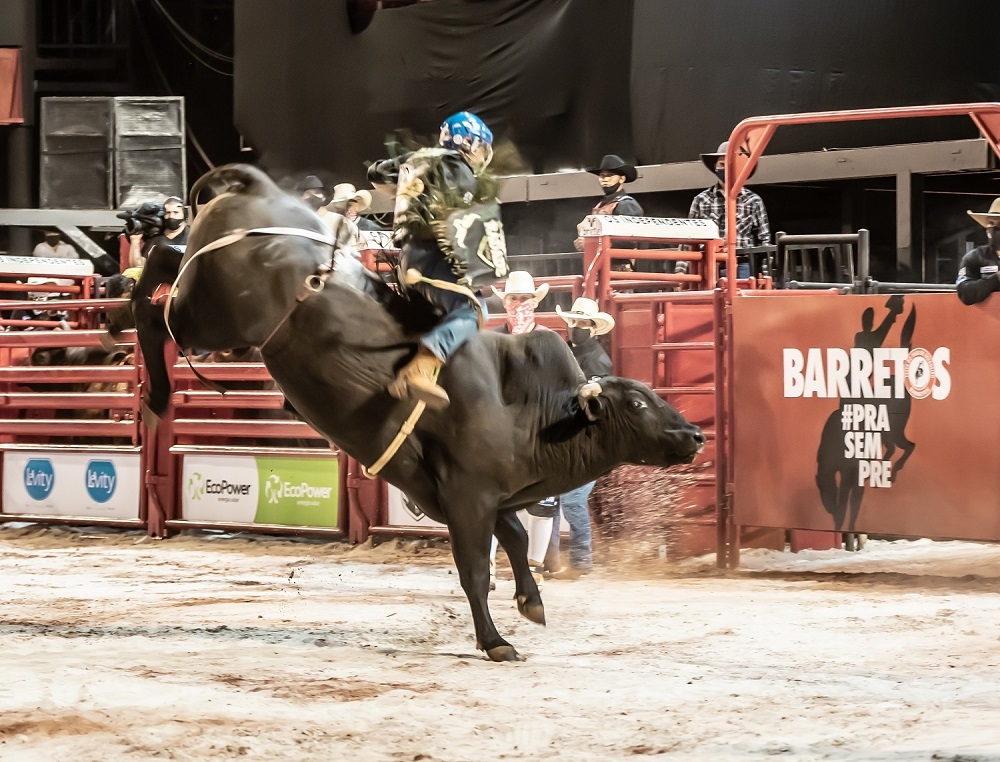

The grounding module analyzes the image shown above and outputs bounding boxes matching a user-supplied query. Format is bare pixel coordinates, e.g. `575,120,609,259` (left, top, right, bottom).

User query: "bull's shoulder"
473,330,585,403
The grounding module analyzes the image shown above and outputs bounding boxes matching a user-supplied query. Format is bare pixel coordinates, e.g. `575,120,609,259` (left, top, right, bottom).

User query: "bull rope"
361,370,438,479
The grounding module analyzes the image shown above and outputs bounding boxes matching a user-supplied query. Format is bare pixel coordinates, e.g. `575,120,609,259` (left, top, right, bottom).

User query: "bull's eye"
630,399,646,410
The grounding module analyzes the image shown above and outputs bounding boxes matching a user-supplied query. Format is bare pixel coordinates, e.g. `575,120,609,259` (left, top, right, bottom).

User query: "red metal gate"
718,102,1000,567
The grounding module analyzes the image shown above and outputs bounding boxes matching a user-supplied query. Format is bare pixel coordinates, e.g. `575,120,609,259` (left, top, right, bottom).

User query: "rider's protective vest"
393,148,507,287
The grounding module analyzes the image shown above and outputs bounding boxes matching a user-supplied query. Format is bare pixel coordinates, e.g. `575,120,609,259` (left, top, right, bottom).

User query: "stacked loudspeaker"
40,96,186,209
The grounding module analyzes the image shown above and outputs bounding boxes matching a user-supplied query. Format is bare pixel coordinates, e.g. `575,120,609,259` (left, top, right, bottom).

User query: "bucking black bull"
122,164,704,661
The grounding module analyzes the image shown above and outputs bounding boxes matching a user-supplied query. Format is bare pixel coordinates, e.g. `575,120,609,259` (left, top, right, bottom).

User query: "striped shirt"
689,185,771,248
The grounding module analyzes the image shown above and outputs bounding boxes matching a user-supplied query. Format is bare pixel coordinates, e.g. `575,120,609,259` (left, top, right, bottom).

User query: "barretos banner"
182,455,340,529
734,293,1000,541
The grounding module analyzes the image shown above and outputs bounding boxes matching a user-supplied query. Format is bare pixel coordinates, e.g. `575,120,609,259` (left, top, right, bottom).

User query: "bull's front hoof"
486,645,524,662
516,595,546,626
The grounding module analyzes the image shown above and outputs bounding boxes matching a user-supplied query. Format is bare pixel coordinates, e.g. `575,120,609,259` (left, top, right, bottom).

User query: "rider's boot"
388,346,450,410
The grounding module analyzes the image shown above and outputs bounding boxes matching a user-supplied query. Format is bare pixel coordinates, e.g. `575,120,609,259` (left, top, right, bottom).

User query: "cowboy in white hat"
492,270,550,334
688,140,770,278
957,198,1000,305
327,183,380,230
542,296,617,579
487,270,555,588
556,296,615,343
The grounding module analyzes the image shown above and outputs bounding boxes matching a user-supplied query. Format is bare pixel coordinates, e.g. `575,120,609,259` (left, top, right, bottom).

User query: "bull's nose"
691,429,706,452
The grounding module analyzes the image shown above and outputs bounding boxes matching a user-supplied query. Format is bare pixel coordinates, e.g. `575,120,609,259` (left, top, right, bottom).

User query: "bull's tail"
136,317,171,427
101,304,136,351
189,163,280,216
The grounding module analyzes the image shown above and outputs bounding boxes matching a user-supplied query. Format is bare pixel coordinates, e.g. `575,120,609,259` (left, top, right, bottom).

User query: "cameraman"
127,196,188,269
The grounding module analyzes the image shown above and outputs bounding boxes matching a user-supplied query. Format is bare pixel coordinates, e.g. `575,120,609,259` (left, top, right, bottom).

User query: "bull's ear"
577,382,605,422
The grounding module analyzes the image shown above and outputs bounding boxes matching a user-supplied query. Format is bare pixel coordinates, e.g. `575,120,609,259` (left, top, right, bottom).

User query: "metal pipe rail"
0,298,126,312
0,329,135,347
0,365,136,383
173,390,287,409
0,392,134,408
869,281,957,294
785,281,855,293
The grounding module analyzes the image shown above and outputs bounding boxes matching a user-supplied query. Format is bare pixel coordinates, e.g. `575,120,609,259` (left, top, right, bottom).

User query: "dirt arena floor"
3,525,1000,761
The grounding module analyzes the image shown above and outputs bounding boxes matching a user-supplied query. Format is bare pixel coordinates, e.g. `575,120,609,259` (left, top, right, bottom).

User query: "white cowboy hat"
556,296,615,336
329,183,372,211
491,271,549,301
968,197,1000,228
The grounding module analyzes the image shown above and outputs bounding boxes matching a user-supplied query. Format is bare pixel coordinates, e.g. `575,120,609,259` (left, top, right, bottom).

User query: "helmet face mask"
439,111,494,171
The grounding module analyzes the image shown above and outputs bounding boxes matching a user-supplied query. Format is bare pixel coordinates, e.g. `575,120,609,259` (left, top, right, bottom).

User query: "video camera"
116,201,165,239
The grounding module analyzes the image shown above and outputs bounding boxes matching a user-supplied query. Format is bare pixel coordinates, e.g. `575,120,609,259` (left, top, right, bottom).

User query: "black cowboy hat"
296,175,325,192
586,154,637,184
700,141,758,178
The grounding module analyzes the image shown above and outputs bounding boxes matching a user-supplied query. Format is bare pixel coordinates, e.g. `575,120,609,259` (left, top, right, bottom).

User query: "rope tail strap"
362,367,440,479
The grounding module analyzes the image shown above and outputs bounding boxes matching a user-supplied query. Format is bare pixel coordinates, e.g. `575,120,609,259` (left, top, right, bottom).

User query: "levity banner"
733,292,1000,540
182,455,339,528
387,485,446,529
2,451,140,520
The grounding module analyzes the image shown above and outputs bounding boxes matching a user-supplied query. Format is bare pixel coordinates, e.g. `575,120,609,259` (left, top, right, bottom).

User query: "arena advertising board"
1,451,140,520
387,485,446,529
181,455,339,529
733,292,1000,540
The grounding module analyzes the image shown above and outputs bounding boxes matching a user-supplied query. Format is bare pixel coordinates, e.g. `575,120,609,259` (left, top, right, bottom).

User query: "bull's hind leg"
493,510,545,626
447,511,523,662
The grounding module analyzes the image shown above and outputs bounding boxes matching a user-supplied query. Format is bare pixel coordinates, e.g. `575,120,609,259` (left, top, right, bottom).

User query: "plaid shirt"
689,185,771,248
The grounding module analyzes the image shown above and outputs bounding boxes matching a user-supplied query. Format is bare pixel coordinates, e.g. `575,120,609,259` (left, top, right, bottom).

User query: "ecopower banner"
182,455,340,529
733,292,1000,541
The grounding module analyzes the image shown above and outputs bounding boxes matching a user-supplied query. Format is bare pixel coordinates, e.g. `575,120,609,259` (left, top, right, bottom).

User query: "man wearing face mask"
957,198,1000,305
297,175,328,213
488,271,557,588
574,155,644,262
544,296,615,579
128,196,189,268
31,231,78,259
688,141,770,278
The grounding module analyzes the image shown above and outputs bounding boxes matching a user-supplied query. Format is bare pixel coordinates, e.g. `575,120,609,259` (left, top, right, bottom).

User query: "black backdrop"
235,0,1000,183
235,0,634,184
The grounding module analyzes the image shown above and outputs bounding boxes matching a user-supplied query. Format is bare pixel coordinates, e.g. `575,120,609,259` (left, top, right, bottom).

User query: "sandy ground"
3,527,1000,761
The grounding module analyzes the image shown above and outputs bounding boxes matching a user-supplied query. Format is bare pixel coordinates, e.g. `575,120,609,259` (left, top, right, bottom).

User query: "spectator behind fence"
689,141,770,278
957,198,1000,305
574,155,643,273
544,296,615,579
31,231,78,259
327,183,382,231
488,271,557,589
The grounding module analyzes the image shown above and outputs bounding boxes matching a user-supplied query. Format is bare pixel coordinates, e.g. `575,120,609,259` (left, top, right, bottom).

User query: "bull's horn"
579,382,603,399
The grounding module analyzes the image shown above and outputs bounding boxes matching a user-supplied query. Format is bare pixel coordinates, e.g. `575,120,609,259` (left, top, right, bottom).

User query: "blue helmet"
439,111,493,153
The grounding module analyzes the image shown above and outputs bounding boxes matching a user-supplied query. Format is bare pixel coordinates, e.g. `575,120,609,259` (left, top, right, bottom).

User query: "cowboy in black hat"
956,197,1000,305
296,175,327,212
574,155,644,260
689,141,771,265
